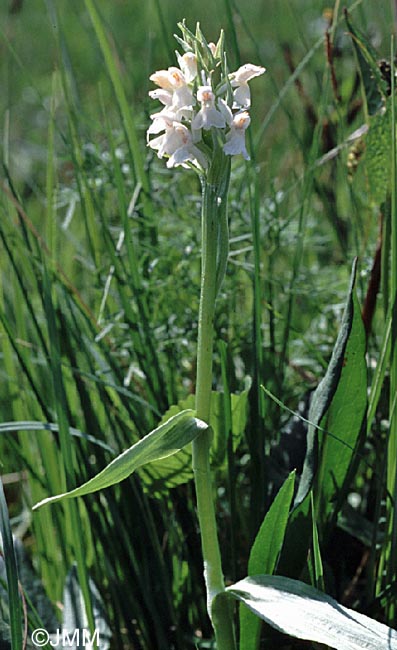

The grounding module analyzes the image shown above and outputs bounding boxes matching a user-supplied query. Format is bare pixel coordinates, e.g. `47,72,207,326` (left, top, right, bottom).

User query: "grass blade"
0,478,23,650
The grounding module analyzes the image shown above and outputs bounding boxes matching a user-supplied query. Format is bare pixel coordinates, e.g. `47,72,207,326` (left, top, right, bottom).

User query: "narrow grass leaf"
83,0,149,196
239,472,295,650
365,101,392,204
33,410,207,509
0,422,115,453
0,478,23,650
227,575,397,650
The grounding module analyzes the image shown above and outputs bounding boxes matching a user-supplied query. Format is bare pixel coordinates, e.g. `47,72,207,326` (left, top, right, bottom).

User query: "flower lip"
168,66,186,87
148,89,173,106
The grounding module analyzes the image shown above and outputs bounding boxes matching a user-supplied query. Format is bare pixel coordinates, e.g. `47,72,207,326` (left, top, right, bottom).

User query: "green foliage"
294,260,362,509
227,575,397,650
239,472,295,650
344,9,387,116
365,103,392,204
33,411,207,509
0,478,22,650
143,390,248,493
315,266,367,530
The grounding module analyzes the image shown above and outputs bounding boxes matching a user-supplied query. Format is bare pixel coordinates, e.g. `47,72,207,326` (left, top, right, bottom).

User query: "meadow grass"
1,1,397,648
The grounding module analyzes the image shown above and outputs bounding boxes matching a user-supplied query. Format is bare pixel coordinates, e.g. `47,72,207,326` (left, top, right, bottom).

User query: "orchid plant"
146,24,264,648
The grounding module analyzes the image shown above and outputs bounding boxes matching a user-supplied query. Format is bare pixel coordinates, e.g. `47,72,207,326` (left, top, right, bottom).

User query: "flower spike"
147,23,265,170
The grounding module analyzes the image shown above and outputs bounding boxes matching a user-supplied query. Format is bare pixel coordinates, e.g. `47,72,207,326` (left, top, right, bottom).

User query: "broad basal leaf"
279,260,363,577
227,575,397,650
32,410,207,509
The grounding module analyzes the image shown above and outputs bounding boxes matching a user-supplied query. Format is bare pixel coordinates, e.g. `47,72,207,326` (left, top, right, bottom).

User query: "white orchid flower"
230,63,266,108
147,117,207,170
191,86,226,130
176,51,198,83
223,111,251,160
149,66,195,109
148,88,173,107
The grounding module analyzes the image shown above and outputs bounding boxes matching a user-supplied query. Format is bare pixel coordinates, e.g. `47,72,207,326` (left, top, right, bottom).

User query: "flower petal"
233,63,266,84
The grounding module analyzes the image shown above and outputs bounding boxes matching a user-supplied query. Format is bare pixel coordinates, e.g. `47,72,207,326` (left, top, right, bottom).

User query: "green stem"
192,158,236,649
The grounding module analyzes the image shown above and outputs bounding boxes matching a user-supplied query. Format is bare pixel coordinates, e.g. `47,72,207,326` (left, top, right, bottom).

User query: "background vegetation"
1,0,396,648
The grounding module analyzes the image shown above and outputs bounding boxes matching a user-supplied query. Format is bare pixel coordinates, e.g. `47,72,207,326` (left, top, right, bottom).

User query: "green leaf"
315,283,367,527
294,259,359,509
344,9,387,115
32,410,207,509
0,421,115,453
309,492,324,590
365,101,392,204
227,575,397,650
141,390,248,494
278,260,363,577
239,472,295,650
140,397,196,493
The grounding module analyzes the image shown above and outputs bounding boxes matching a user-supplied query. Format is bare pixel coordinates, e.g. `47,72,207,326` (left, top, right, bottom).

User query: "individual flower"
223,111,251,160
149,66,195,109
191,86,226,130
148,88,173,108
176,51,198,83
147,116,207,169
230,63,266,108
